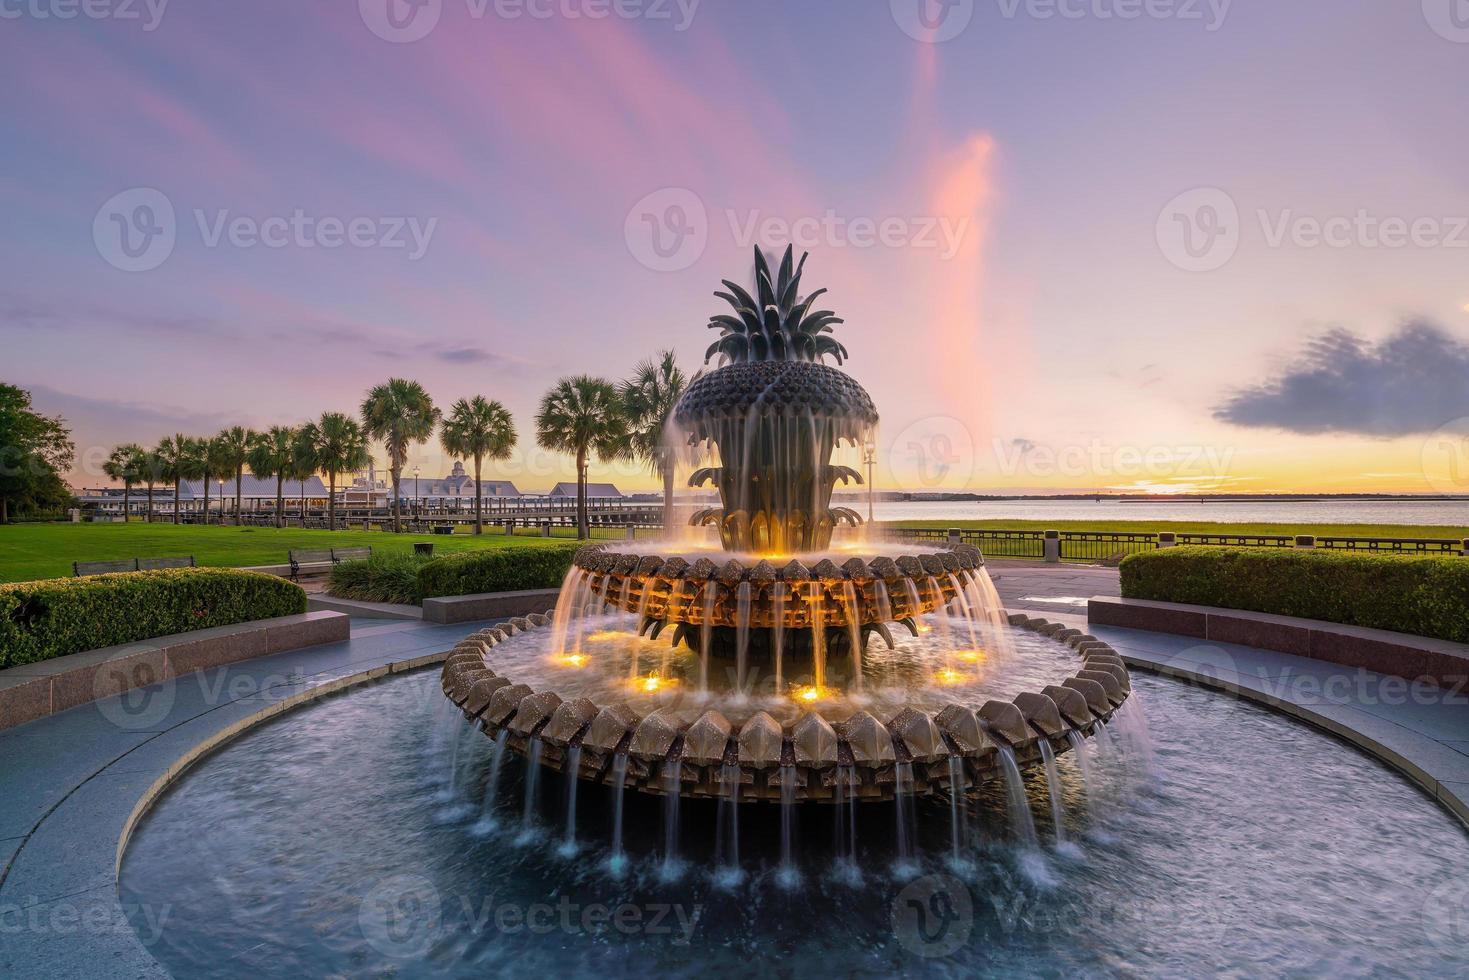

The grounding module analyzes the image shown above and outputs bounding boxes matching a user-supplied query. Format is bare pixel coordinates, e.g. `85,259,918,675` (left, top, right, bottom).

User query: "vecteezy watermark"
891,0,975,42
1422,0,1469,43
993,0,1231,31
359,0,700,43
93,188,438,271
886,417,977,489
0,897,172,946
624,187,708,272
358,876,703,958
992,437,1236,482
1157,187,1469,271
727,209,971,260
1422,877,1469,951
892,874,974,957
623,187,973,272
0,0,168,30
1155,187,1240,272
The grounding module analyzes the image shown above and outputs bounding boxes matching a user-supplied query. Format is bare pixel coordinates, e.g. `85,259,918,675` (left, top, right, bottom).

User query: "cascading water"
518,738,542,842
998,745,1039,847
1038,738,1069,847
893,761,917,871
735,581,752,695
947,755,967,865
778,766,798,887
662,763,680,878
609,753,629,874
473,730,510,834
559,745,581,856
715,764,741,885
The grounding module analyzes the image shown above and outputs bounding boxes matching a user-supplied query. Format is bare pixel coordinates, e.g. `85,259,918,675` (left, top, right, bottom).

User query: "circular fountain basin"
442,612,1128,803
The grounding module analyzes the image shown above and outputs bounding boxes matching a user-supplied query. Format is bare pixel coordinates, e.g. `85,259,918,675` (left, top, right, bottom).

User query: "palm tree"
183,437,216,524
361,379,440,533
620,350,688,530
290,424,321,526
154,434,192,524
247,426,296,529
313,412,369,530
215,426,256,525
139,448,165,523
535,375,628,540
102,444,146,523
440,397,517,535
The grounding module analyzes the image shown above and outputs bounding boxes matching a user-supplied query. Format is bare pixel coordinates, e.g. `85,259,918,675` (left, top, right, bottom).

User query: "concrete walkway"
985,560,1120,615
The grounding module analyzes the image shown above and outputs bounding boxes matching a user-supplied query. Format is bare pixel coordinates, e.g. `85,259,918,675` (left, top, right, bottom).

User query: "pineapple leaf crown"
704,245,849,365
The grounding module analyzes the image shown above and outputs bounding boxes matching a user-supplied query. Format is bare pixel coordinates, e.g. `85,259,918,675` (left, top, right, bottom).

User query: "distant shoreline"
835,492,1469,504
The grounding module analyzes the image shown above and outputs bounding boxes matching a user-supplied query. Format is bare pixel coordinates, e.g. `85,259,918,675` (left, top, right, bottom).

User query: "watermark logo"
92,653,176,730
625,187,707,272
994,0,1231,31
727,209,970,259
886,416,977,489
0,0,169,30
359,0,442,42
1156,187,1239,272
1422,878,1469,950
892,874,973,957
1421,417,1469,495
93,187,176,273
1423,0,1469,42
359,875,443,958
891,0,974,42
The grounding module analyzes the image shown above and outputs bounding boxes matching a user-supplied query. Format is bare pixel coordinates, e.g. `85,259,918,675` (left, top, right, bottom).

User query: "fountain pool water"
119,668,1469,977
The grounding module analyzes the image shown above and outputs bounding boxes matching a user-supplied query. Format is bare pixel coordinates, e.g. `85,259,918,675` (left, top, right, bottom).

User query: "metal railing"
891,527,1469,563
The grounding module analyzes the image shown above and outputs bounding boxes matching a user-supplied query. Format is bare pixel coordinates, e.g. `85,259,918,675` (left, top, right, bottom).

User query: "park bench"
74,556,196,577
287,546,373,582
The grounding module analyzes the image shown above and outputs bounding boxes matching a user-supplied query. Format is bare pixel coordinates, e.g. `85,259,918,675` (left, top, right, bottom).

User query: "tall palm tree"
535,375,628,540
154,434,193,525
139,448,165,523
313,412,369,530
247,426,296,529
440,396,517,535
361,378,440,533
291,424,321,526
620,350,688,530
215,426,256,525
102,444,146,523
184,437,217,524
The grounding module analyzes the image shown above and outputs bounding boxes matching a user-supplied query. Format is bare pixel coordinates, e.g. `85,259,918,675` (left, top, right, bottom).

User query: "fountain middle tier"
571,541,988,642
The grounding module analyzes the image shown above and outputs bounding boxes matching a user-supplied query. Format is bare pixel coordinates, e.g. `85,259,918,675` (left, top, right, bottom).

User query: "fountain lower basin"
440,612,1129,804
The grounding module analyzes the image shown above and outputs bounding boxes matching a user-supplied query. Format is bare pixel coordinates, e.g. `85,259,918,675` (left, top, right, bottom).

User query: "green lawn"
882,519,1469,540
0,522,637,584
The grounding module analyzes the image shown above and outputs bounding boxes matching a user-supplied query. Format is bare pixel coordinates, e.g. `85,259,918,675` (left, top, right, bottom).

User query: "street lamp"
862,439,877,525
413,465,420,520
217,479,224,526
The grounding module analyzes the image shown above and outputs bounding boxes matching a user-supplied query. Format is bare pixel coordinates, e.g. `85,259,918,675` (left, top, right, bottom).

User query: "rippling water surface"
121,671,1469,978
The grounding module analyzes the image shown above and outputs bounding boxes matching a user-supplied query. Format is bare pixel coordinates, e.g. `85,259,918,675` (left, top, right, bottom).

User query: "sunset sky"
5,1,1469,495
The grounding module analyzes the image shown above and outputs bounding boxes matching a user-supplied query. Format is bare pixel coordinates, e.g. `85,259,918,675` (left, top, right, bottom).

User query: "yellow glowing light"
934,669,969,687
557,653,588,669
586,631,626,643
955,649,987,663
637,674,673,693
915,623,933,634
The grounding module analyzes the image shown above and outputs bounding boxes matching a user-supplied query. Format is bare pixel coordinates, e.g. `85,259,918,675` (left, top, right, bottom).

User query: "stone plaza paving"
1,566,1465,977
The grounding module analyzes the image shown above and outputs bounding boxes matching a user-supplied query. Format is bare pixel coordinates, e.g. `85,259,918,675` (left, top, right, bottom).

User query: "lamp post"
217,479,224,526
413,466,420,521
862,439,877,525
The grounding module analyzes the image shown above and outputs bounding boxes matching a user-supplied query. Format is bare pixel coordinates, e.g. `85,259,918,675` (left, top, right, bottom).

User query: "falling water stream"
560,745,582,855
998,745,1038,847
778,766,798,887
1037,739,1068,846
519,739,543,840
609,753,629,873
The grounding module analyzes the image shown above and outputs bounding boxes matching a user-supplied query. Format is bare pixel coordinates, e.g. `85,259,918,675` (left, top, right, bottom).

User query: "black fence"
892,528,1467,563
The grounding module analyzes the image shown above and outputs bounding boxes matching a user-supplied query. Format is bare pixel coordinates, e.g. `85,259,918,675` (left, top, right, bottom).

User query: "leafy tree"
620,350,687,530
215,425,256,525
361,379,440,533
103,444,147,523
440,396,517,535
290,424,322,525
0,383,75,523
313,412,369,530
138,448,166,522
535,375,627,539
247,426,296,529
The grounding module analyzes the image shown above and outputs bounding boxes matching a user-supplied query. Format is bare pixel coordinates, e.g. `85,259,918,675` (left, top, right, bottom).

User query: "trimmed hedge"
418,544,581,599
0,568,307,668
327,553,432,605
1120,547,1469,643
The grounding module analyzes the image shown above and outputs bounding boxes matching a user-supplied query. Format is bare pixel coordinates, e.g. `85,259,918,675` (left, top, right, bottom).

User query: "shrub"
418,544,581,599
1120,547,1469,643
0,568,307,668
327,553,431,605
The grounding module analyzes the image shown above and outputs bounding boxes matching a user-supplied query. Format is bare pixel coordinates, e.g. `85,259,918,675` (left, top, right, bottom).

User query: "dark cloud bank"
1213,321,1469,437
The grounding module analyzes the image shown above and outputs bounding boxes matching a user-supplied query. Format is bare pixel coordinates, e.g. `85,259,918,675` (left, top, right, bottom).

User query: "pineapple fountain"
440,247,1131,856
